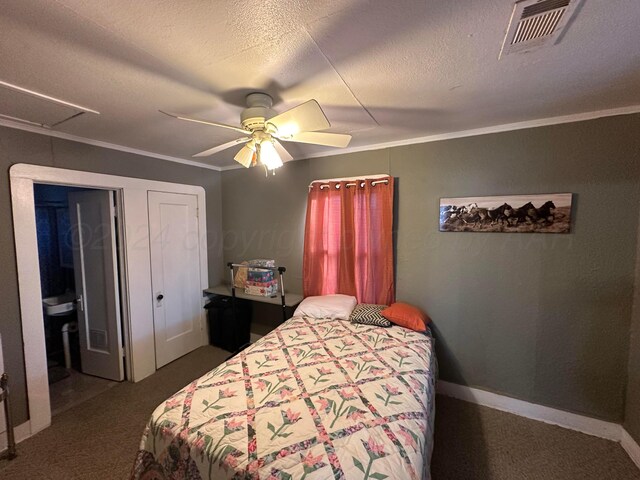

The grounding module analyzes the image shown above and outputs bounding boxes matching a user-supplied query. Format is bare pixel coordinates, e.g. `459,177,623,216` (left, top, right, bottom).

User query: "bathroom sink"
43,292,77,316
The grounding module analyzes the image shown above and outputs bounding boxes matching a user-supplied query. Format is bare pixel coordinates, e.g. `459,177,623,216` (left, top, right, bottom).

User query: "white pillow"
293,294,357,320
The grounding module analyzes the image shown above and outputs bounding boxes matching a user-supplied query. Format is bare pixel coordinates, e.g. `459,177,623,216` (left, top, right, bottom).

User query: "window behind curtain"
303,176,395,305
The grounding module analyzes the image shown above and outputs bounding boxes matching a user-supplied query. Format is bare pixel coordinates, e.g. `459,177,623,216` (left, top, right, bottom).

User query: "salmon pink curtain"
303,176,395,305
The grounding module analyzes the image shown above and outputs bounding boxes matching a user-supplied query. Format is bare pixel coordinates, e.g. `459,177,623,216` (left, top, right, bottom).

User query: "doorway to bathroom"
33,183,126,416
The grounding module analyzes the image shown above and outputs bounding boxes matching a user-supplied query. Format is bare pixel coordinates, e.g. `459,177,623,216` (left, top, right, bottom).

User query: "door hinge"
121,346,126,358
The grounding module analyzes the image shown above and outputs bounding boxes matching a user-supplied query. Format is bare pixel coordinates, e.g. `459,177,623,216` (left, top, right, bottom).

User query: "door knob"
157,294,164,301
75,294,84,312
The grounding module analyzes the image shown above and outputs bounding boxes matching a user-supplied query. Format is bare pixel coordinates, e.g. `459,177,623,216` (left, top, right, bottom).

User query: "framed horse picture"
439,193,572,233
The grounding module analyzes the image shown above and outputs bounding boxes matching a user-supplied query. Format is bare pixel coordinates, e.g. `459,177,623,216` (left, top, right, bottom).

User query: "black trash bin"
204,296,252,353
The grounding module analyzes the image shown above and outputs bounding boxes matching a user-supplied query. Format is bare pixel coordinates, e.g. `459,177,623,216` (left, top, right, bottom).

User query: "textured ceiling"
1,0,639,168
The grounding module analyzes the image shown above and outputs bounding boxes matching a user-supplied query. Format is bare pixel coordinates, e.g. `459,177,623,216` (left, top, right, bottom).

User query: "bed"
131,314,437,480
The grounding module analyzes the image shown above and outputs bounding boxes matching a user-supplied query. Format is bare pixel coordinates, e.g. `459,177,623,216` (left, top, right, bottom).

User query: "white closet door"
68,190,124,381
148,191,203,368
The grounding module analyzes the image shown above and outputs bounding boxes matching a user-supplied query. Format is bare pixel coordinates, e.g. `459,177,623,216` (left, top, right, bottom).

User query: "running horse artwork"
439,193,572,233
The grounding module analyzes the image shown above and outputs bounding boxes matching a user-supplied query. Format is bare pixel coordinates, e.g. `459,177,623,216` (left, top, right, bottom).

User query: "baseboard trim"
0,420,31,453
621,428,640,470
437,381,621,441
0,384,637,469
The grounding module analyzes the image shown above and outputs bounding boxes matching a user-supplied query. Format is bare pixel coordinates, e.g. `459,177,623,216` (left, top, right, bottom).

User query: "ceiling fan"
160,93,352,171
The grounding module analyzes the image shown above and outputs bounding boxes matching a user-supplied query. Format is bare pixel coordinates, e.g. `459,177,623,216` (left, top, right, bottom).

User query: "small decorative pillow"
349,304,392,327
381,302,430,332
293,294,358,320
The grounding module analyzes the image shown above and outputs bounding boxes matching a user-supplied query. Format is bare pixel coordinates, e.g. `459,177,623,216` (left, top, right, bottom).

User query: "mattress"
131,315,437,479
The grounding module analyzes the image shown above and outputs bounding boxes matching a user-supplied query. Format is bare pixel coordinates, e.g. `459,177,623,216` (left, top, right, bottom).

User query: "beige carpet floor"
1,345,638,479
431,396,640,480
0,346,230,479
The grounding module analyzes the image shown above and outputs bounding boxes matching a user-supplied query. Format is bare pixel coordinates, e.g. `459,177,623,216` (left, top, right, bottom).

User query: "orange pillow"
381,302,429,332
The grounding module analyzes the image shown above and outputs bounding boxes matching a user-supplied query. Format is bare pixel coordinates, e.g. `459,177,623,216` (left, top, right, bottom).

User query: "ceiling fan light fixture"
257,140,283,171
161,95,350,172
234,144,255,168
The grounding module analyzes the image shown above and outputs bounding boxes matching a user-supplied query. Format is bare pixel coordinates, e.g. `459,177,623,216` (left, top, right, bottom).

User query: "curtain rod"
308,174,390,190
314,179,389,190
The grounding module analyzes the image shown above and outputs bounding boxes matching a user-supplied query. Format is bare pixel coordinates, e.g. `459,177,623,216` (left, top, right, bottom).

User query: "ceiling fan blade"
273,140,293,162
234,144,256,168
284,131,352,148
160,110,251,135
192,137,250,157
267,100,330,136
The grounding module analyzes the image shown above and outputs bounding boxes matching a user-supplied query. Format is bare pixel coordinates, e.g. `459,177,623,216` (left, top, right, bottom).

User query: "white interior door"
68,190,124,381
148,191,203,368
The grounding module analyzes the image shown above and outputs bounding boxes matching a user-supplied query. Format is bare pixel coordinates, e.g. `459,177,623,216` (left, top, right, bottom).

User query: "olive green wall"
221,149,391,294
222,114,640,422
0,126,224,425
5,113,640,435
626,215,640,443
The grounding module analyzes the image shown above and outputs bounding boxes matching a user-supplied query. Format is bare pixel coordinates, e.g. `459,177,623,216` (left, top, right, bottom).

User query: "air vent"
500,0,581,58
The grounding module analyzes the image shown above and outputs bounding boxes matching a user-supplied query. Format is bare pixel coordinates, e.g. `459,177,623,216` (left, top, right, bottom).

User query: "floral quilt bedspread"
131,315,437,480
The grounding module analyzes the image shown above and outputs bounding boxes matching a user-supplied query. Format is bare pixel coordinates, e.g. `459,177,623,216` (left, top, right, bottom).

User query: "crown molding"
3,103,640,174
317,104,640,157
0,117,221,171
221,103,640,171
